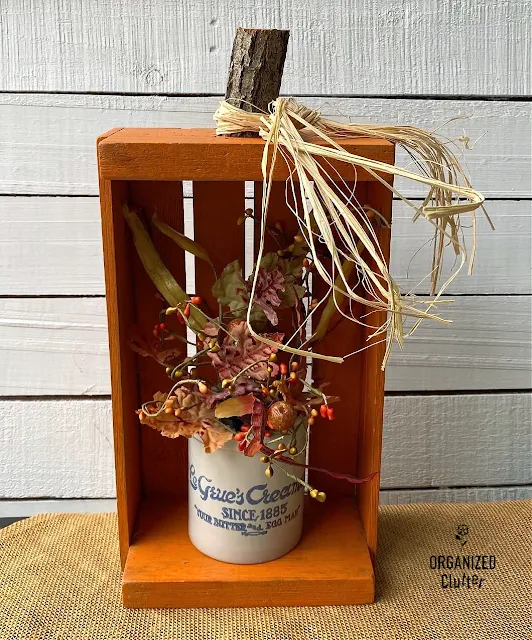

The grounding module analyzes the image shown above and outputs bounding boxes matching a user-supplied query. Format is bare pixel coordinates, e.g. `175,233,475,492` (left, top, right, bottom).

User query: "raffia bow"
214,98,492,368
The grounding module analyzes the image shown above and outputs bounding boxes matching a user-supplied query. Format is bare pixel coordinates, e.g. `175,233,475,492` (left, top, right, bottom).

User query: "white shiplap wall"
0,0,531,513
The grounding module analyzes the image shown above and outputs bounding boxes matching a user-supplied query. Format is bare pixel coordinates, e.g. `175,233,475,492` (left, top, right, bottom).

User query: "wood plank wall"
0,1,530,511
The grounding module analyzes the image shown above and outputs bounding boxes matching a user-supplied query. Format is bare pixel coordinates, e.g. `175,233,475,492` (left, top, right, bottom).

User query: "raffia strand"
214,98,489,369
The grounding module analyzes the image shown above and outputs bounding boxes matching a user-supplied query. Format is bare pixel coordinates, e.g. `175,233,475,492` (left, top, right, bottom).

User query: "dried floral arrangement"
126,203,371,503
123,30,489,506
125,93,487,499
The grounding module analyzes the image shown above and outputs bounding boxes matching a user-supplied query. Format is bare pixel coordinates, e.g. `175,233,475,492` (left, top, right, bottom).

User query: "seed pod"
265,466,274,478
266,401,297,433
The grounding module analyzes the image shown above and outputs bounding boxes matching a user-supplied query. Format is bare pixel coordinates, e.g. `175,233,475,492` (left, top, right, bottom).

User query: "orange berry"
320,404,328,418
280,363,288,375
326,406,335,421
234,432,245,441
190,296,202,305
240,425,250,432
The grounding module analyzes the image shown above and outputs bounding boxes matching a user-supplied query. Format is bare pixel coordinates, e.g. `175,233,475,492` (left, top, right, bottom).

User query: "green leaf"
123,205,207,331
152,214,213,264
215,394,255,419
123,205,188,308
310,259,355,343
212,260,246,307
259,252,279,270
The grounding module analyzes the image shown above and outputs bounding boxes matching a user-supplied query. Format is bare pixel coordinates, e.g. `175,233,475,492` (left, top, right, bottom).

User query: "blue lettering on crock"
189,464,302,507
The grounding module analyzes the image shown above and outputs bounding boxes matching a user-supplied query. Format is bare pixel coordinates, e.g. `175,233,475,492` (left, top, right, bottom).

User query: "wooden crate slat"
127,181,188,500
98,128,395,182
356,179,394,561
99,177,140,567
309,182,369,497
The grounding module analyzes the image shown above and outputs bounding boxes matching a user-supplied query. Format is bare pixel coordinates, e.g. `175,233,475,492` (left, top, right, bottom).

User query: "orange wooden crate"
97,128,395,608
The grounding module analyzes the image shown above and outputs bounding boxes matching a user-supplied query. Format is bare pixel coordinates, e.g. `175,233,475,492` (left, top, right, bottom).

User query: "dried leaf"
139,389,218,444
123,205,188,308
124,205,207,331
201,422,234,453
249,267,284,325
205,320,283,381
129,326,181,364
214,394,255,419
212,260,248,317
152,214,212,264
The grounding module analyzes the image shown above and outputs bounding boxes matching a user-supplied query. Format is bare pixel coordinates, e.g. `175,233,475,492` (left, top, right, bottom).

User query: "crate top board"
97,128,395,182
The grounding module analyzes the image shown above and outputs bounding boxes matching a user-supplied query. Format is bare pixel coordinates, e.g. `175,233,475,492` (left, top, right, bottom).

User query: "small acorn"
266,401,297,433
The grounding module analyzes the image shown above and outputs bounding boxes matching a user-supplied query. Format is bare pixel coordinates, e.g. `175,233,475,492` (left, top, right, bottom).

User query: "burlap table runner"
0,500,530,639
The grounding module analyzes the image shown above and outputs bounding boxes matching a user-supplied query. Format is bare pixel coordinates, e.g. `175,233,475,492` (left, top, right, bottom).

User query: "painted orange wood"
192,181,246,383
99,177,140,568
309,183,369,496
123,498,374,608
356,178,394,563
97,128,393,605
98,128,395,182
192,181,246,317
127,181,189,500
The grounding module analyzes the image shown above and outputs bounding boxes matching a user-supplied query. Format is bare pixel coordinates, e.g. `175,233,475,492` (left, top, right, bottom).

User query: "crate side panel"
127,181,188,500
356,179,394,561
308,183,368,495
99,178,141,566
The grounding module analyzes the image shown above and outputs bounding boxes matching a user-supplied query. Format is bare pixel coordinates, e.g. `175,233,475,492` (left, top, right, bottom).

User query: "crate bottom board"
122,497,375,608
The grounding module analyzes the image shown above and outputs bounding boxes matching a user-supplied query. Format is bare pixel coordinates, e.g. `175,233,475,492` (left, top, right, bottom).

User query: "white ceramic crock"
188,432,305,564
